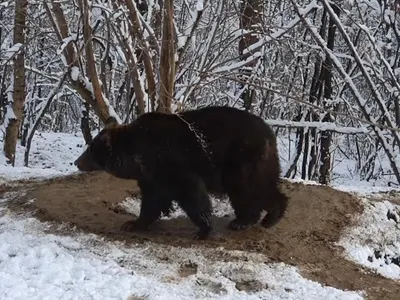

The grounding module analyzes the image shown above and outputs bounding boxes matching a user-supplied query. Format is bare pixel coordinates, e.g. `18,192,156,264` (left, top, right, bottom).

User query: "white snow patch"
338,198,400,280
196,0,204,11
332,182,400,196
177,35,186,49
115,195,235,220
2,104,16,132
4,43,23,59
70,66,80,81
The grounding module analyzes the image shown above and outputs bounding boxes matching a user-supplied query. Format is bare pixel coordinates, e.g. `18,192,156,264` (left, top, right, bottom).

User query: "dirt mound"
6,172,400,299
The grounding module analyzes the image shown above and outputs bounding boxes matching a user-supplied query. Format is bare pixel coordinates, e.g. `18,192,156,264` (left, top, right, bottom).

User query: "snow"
0,132,83,182
70,66,80,81
338,198,400,280
196,0,204,11
115,195,235,221
211,51,262,74
116,46,128,64
4,43,23,59
57,34,77,57
265,119,371,134
2,104,16,132
0,204,364,300
0,132,371,299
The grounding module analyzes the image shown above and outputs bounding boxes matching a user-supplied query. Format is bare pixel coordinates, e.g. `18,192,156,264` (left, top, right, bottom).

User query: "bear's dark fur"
74,106,288,239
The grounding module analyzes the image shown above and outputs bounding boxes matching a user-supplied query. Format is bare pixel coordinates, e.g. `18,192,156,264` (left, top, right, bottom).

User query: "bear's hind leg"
261,184,288,228
174,174,213,240
228,192,262,230
121,181,173,232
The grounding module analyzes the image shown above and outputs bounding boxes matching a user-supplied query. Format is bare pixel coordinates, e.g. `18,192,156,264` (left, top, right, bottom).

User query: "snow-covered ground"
0,198,364,300
0,130,399,299
338,198,400,280
0,132,83,182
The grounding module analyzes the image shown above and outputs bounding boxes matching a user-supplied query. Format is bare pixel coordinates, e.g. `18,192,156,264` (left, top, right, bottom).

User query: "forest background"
1,0,400,187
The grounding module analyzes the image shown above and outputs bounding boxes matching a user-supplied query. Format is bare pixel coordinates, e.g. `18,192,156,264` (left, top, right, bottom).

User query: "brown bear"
74,106,288,239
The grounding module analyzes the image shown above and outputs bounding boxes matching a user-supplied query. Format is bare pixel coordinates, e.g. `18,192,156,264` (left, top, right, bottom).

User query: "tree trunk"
238,0,263,111
125,0,157,113
80,102,92,144
79,0,110,118
0,9,5,121
157,0,175,113
301,9,328,181
3,0,27,165
318,5,340,185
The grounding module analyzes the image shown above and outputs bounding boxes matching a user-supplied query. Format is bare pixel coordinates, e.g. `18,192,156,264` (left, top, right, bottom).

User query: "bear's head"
74,116,119,172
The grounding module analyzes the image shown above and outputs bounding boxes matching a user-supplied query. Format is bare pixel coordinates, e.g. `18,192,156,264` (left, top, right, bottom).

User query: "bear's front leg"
121,182,171,232
174,174,213,240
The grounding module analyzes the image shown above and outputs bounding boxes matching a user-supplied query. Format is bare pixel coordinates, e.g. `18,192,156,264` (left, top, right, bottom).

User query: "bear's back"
179,106,275,158
130,106,274,176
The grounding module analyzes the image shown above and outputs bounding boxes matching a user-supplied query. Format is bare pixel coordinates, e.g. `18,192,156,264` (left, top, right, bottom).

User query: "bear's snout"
74,151,100,172
73,155,85,170
73,158,79,167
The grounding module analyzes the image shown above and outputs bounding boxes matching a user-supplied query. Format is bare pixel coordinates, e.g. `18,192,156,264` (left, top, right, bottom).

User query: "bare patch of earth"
3,172,400,299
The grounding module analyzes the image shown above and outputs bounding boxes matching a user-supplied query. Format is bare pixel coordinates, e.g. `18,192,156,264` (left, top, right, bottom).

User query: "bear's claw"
229,219,256,231
120,220,150,232
193,231,210,240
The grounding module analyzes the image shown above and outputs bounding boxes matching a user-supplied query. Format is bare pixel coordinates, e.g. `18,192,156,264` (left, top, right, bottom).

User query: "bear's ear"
99,131,113,149
105,116,118,129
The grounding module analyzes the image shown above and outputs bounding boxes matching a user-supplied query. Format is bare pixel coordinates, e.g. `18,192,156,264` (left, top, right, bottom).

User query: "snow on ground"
115,195,235,221
0,132,83,183
337,198,400,280
0,192,364,300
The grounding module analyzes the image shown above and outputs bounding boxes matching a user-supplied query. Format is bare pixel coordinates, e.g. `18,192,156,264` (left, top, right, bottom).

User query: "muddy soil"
5,172,400,300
